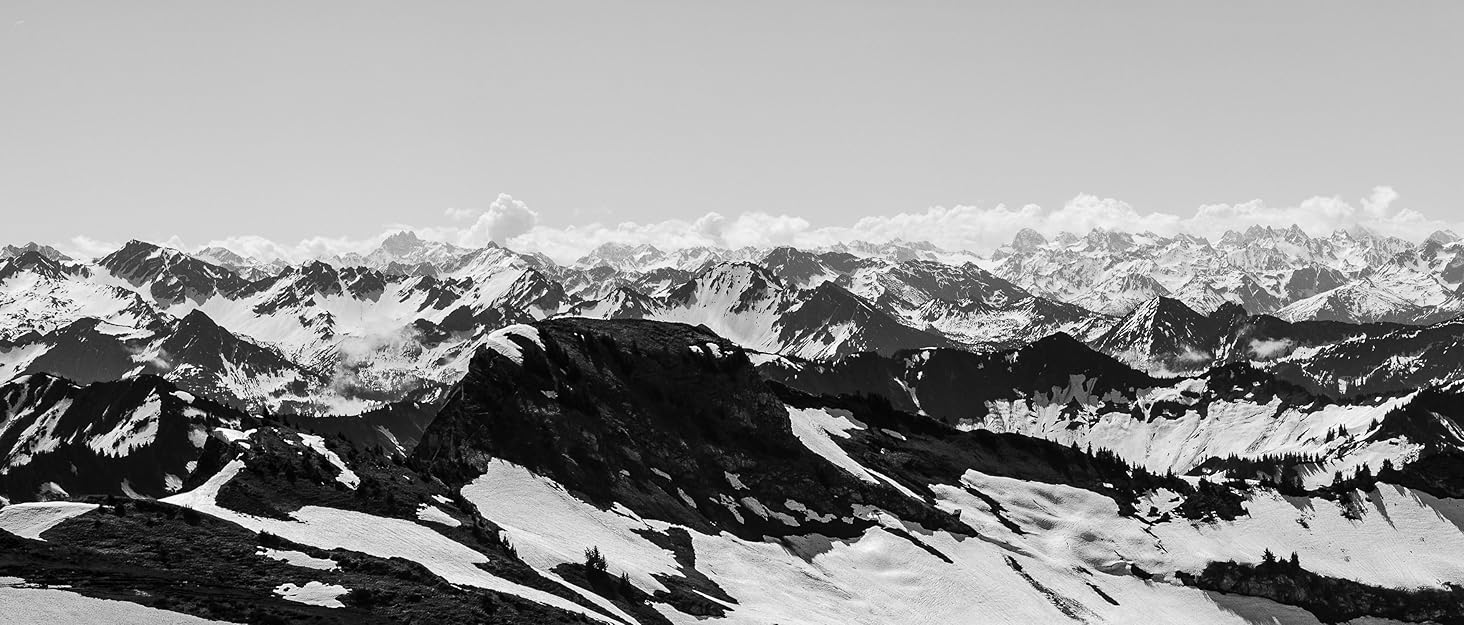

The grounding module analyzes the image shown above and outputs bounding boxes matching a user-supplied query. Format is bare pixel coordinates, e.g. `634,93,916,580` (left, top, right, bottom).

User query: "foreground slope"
6,318,1464,623
415,319,1464,624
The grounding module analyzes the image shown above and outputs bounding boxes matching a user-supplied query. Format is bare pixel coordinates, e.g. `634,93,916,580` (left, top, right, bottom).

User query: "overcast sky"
2,1,1461,260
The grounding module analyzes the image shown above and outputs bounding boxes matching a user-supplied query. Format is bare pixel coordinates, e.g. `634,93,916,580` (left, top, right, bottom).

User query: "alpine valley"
4,226,1464,624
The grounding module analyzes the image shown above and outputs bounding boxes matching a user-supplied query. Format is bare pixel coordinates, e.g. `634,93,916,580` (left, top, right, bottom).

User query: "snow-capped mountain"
990,224,1460,323
0,250,165,341
100,239,253,306
573,242,676,272
6,224,1464,413
336,230,474,274
1,242,73,262
572,262,952,359
1274,278,1432,324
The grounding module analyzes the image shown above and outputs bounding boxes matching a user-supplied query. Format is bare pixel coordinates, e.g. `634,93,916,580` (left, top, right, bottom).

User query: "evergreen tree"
584,546,607,574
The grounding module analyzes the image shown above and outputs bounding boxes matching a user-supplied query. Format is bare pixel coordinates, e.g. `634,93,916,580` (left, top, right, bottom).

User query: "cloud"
55,235,122,261
192,234,384,264
1248,338,1295,360
387,187,1464,263
836,196,1186,252
444,206,476,221
460,193,540,245
56,186,1461,266
1188,186,1442,241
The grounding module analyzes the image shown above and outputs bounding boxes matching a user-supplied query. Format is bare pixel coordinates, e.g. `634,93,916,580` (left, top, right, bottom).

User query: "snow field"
978,377,1420,485
161,460,625,624
944,470,1464,590
460,457,1323,624
463,460,684,595
0,577,233,624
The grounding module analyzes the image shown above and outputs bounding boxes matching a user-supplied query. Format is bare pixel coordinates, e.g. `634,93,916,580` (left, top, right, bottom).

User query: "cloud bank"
56,186,1461,264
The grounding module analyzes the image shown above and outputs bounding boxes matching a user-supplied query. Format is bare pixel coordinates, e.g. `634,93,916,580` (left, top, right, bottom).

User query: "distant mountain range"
3,225,1463,413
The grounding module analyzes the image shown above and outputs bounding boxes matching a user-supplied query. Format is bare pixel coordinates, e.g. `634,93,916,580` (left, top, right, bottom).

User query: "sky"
1,1,1461,261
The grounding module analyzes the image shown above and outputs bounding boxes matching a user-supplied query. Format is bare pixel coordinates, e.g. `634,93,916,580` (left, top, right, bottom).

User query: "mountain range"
5,227,1464,623
3,225,1463,413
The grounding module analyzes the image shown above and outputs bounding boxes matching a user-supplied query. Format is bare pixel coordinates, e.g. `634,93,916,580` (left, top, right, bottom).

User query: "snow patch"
482,324,541,365
162,460,619,623
273,581,348,608
415,504,461,527
461,459,682,597
296,433,360,489
787,406,921,498
258,547,338,571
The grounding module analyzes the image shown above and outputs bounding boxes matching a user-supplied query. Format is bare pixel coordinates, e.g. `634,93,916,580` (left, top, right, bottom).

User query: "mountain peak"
1093,295,1217,374
1,242,73,262
1132,294,1200,318
379,229,423,252
1427,229,1460,245
1084,228,1134,251
0,249,86,281
673,261,783,299
9,249,61,269
1242,224,1274,241
1010,227,1048,251
573,241,670,270
118,239,162,253
193,246,250,267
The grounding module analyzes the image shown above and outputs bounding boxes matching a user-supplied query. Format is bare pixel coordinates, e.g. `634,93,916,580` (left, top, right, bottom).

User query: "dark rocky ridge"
414,318,1220,539
414,317,961,540
100,240,251,305
0,373,254,502
765,332,1160,426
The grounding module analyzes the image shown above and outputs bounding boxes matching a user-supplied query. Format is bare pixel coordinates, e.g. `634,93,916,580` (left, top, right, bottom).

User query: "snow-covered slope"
1275,279,1432,324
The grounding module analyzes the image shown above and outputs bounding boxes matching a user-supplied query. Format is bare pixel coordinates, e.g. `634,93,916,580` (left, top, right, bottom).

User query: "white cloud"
1188,186,1443,241
191,234,384,264
50,186,1462,266
56,235,121,261
457,193,540,245
1248,338,1294,360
